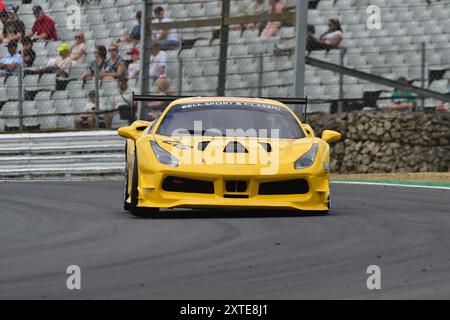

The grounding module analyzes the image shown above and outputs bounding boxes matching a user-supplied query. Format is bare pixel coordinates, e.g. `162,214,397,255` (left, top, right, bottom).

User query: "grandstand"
0,0,449,131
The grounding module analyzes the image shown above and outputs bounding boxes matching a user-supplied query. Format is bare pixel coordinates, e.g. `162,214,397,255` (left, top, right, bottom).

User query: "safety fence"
0,130,124,179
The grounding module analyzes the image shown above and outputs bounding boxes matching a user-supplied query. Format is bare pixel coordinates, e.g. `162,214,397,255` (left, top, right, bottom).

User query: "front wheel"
123,170,131,211
123,157,131,211
129,154,159,218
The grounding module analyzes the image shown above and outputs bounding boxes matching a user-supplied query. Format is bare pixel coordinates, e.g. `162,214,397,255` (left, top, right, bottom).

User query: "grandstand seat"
6,77,19,100
23,75,40,92
429,79,449,93
101,81,118,97
65,82,86,99
1,102,19,129
38,74,57,91
57,116,75,129
22,101,39,128
72,98,88,113
52,91,69,102
36,100,54,114
34,91,52,102
70,63,89,80
0,78,7,102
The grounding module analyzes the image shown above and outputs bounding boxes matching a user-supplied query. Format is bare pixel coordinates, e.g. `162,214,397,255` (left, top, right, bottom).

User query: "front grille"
224,194,250,199
162,176,214,194
225,181,248,193
259,179,309,195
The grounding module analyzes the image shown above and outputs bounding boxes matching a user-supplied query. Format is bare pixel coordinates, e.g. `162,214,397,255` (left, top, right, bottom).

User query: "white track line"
332,181,450,191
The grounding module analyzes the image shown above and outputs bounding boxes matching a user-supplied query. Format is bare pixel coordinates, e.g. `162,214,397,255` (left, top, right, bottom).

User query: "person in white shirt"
149,46,167,82
70,31,87,65
320,19,343,47
0,40,23,77
152,6,180,49
127,47,140,80
307,18,343,54
38,43,72,77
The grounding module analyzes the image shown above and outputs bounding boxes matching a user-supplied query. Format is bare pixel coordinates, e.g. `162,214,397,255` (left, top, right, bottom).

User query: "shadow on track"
130,209,330,220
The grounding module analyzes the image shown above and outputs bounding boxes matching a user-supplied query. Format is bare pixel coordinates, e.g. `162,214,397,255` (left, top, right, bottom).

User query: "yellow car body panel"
120,97,340,212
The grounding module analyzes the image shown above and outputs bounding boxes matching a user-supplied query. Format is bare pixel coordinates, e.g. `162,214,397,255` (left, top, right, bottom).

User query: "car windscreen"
157,101,305,139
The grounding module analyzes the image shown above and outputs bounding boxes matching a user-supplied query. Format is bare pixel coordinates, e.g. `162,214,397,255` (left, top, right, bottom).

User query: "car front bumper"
136,171,330,212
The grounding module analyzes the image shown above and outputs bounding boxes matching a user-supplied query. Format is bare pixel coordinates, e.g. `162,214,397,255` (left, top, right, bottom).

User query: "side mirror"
302,124,315,138
322,130,341,144
118,120,151,141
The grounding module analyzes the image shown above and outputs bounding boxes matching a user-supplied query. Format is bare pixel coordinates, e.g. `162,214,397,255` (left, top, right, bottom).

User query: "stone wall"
308,112,450,173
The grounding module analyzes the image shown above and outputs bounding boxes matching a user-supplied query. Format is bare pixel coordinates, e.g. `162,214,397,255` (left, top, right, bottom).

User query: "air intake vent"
259,179,309,195
163,176,214,194
224,141,248,153
225,181,248,193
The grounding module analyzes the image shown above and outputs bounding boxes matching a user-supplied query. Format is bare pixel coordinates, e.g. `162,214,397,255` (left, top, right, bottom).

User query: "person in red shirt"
27,6,58,41
0,1,5,11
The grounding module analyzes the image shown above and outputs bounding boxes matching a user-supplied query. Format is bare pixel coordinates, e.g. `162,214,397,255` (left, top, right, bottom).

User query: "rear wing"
132,93,309,121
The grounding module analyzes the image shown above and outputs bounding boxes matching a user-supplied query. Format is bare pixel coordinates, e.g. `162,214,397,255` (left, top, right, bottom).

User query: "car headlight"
150,141,179,167
294,143,319,170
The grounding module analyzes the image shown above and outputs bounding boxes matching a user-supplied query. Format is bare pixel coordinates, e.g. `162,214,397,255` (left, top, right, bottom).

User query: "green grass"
333,179,450,188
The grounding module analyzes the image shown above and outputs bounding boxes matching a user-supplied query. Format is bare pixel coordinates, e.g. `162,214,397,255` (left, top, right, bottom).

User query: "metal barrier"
0,131,124,179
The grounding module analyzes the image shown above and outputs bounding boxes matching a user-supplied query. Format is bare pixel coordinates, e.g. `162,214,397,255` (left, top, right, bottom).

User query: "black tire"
123,144,131,211
129,153,159,218
123,165,131,211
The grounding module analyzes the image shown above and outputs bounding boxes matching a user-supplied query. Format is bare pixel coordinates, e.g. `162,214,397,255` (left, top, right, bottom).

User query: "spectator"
109,76,134,121
79,45,107,81
275,24,317,55
152,6,180,49
127,48,140,80
0,8,7,43
436,101,450,113
74,90,112,129
70,31,87,65
99,44,126,81
27,6,58,41
0,40,23,76
260,0,284,39
388,77,416,111
148,78,174,121
244,0,270,30
37,43,72,77
114,11,141,46
149,46,167,82
111,77,133,110
21,37,36,67
307,18,343,53
232,0,270,31
2,6,25,43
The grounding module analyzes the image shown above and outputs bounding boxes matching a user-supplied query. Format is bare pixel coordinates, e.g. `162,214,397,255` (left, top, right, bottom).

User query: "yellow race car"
118,96,341,218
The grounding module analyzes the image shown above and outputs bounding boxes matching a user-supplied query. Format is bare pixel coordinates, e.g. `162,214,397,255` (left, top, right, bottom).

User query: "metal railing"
0,130,124,179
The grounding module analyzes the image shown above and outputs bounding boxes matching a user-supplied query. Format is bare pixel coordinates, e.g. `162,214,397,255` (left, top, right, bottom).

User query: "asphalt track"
0,181,449,300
